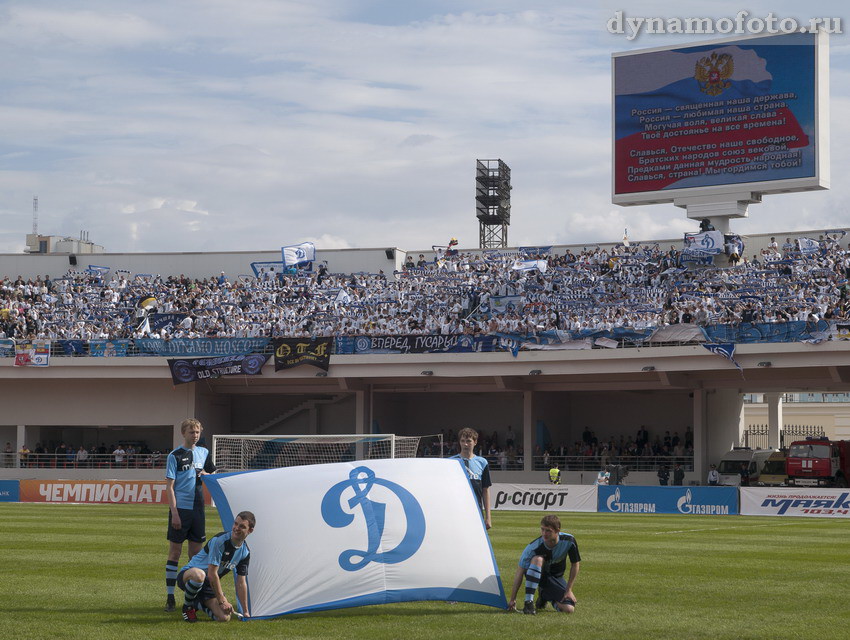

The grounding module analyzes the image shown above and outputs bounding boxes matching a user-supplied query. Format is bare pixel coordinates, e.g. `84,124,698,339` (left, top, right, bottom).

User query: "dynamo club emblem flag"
203,458,506,618
282,241,316,266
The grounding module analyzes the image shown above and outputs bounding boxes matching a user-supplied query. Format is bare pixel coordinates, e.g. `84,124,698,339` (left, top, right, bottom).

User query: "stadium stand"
2,229,849,485
1,231,847,345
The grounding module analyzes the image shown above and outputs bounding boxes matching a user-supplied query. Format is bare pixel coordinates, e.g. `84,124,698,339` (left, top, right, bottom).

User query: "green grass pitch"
2,503,848,640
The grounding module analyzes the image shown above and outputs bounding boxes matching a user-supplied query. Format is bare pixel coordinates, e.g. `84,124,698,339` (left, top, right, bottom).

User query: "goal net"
212,433,444,472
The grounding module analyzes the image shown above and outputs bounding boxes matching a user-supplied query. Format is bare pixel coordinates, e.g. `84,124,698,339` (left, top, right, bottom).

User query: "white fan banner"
281,241,316,266
490,484,597,512
203,458,506,618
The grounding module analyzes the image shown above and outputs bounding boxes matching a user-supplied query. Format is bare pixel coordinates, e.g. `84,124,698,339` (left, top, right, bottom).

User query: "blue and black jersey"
182,531,250,578
166,446,215,509
519,533,581,578
450,453,492,510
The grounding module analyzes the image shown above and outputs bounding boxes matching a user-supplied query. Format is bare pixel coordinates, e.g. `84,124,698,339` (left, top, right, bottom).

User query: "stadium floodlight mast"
212,433,444,472
475,159,511,248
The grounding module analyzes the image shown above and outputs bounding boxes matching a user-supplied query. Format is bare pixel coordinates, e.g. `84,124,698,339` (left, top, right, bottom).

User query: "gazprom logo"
606,488,656,513
677,488,729,515
605,488,621,511
677,489,694,513
321,466,426,571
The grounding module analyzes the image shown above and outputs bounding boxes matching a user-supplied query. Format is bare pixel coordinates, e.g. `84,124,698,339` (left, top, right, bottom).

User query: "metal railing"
741,425,827,449
6,453,166,470
3,452,695,474
486,455,694,473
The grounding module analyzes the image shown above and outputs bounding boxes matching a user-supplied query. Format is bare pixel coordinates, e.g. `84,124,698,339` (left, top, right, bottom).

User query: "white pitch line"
652,521,808,535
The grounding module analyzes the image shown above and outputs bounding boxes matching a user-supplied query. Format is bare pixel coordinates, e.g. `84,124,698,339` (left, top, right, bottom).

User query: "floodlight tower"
32,195,38,235
475,159,511,248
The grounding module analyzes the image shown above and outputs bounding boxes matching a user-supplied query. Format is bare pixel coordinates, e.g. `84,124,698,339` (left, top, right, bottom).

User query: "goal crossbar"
212,433,443,472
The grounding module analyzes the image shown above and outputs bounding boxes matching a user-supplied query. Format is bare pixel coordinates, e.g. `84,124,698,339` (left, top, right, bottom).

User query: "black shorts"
167,505,206,544
538,574,574,606
176,569,216,604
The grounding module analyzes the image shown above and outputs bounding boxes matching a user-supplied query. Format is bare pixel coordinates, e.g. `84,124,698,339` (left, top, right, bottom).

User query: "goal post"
212,433,444,472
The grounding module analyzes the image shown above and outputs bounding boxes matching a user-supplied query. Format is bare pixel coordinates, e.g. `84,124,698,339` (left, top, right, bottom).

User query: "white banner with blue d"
683,230,724,255
203,458,506,618
281,241,316,266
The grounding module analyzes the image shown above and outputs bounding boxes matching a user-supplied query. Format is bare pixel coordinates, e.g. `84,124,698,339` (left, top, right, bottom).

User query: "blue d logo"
321,466,426,572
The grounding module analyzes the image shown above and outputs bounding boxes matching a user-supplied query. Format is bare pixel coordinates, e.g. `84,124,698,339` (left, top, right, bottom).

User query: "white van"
717,448,776,486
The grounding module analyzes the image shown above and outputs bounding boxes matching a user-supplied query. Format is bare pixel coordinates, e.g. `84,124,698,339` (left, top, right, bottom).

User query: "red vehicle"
786,438,850,488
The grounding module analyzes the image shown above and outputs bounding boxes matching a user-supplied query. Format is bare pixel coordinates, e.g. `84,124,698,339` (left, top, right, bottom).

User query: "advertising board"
597,485,738,514
18,480,210,505
740,487,850,518
489,484,597,512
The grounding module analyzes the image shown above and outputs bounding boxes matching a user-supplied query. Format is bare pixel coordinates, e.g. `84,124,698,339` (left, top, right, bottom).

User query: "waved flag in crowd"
282,242,316,266
683,231,724,256
511,259,548,273
137,294,157,310
334,288,351,305
85,265,111,275
797,237,820,255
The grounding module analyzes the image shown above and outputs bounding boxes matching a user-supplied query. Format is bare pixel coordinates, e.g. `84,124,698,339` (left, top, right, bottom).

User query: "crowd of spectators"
1,232,849,343
430,424,695,471
14,441,164,469
6,427,694,472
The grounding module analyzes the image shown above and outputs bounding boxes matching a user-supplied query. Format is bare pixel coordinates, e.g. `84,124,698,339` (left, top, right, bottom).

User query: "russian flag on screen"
614,38,814,194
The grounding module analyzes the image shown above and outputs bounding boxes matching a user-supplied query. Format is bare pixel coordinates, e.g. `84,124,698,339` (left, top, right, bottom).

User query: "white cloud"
0,0,847,255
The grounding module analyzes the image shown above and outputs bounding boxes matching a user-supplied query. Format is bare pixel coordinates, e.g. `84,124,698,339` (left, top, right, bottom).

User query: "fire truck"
785,438,850,488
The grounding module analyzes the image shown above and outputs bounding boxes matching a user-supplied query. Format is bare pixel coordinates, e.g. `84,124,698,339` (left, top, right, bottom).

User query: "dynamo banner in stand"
135,337,272,357
597,485,738,515
740,487,850,518
0,338,14,357
490,484,597,512
273,337,332,371
13,340,50,366
334,334,500,355
203,459,506,619
89,340,130,357
167,353,271,385
149,313,188,332
702,320,829,344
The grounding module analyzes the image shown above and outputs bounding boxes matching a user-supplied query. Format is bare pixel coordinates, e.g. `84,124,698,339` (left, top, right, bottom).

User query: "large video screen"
612,31,828,205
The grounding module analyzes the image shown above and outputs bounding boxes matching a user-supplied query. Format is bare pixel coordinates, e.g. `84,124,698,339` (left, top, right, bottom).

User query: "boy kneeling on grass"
507,515,580,615
176,511,255,622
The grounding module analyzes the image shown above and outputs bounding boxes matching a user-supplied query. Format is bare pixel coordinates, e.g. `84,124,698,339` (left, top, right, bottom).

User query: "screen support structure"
674,191,761,233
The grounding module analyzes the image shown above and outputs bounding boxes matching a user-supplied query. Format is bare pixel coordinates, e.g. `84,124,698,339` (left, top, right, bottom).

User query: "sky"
1,1,848,254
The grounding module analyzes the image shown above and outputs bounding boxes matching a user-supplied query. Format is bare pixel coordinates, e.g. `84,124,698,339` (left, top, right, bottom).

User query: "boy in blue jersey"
164,418,216,612
507,515,581,615
451,427,492,529
178,511,255,622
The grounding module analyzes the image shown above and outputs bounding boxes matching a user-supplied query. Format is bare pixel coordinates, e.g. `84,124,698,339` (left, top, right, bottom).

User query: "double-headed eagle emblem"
695,52,734,96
